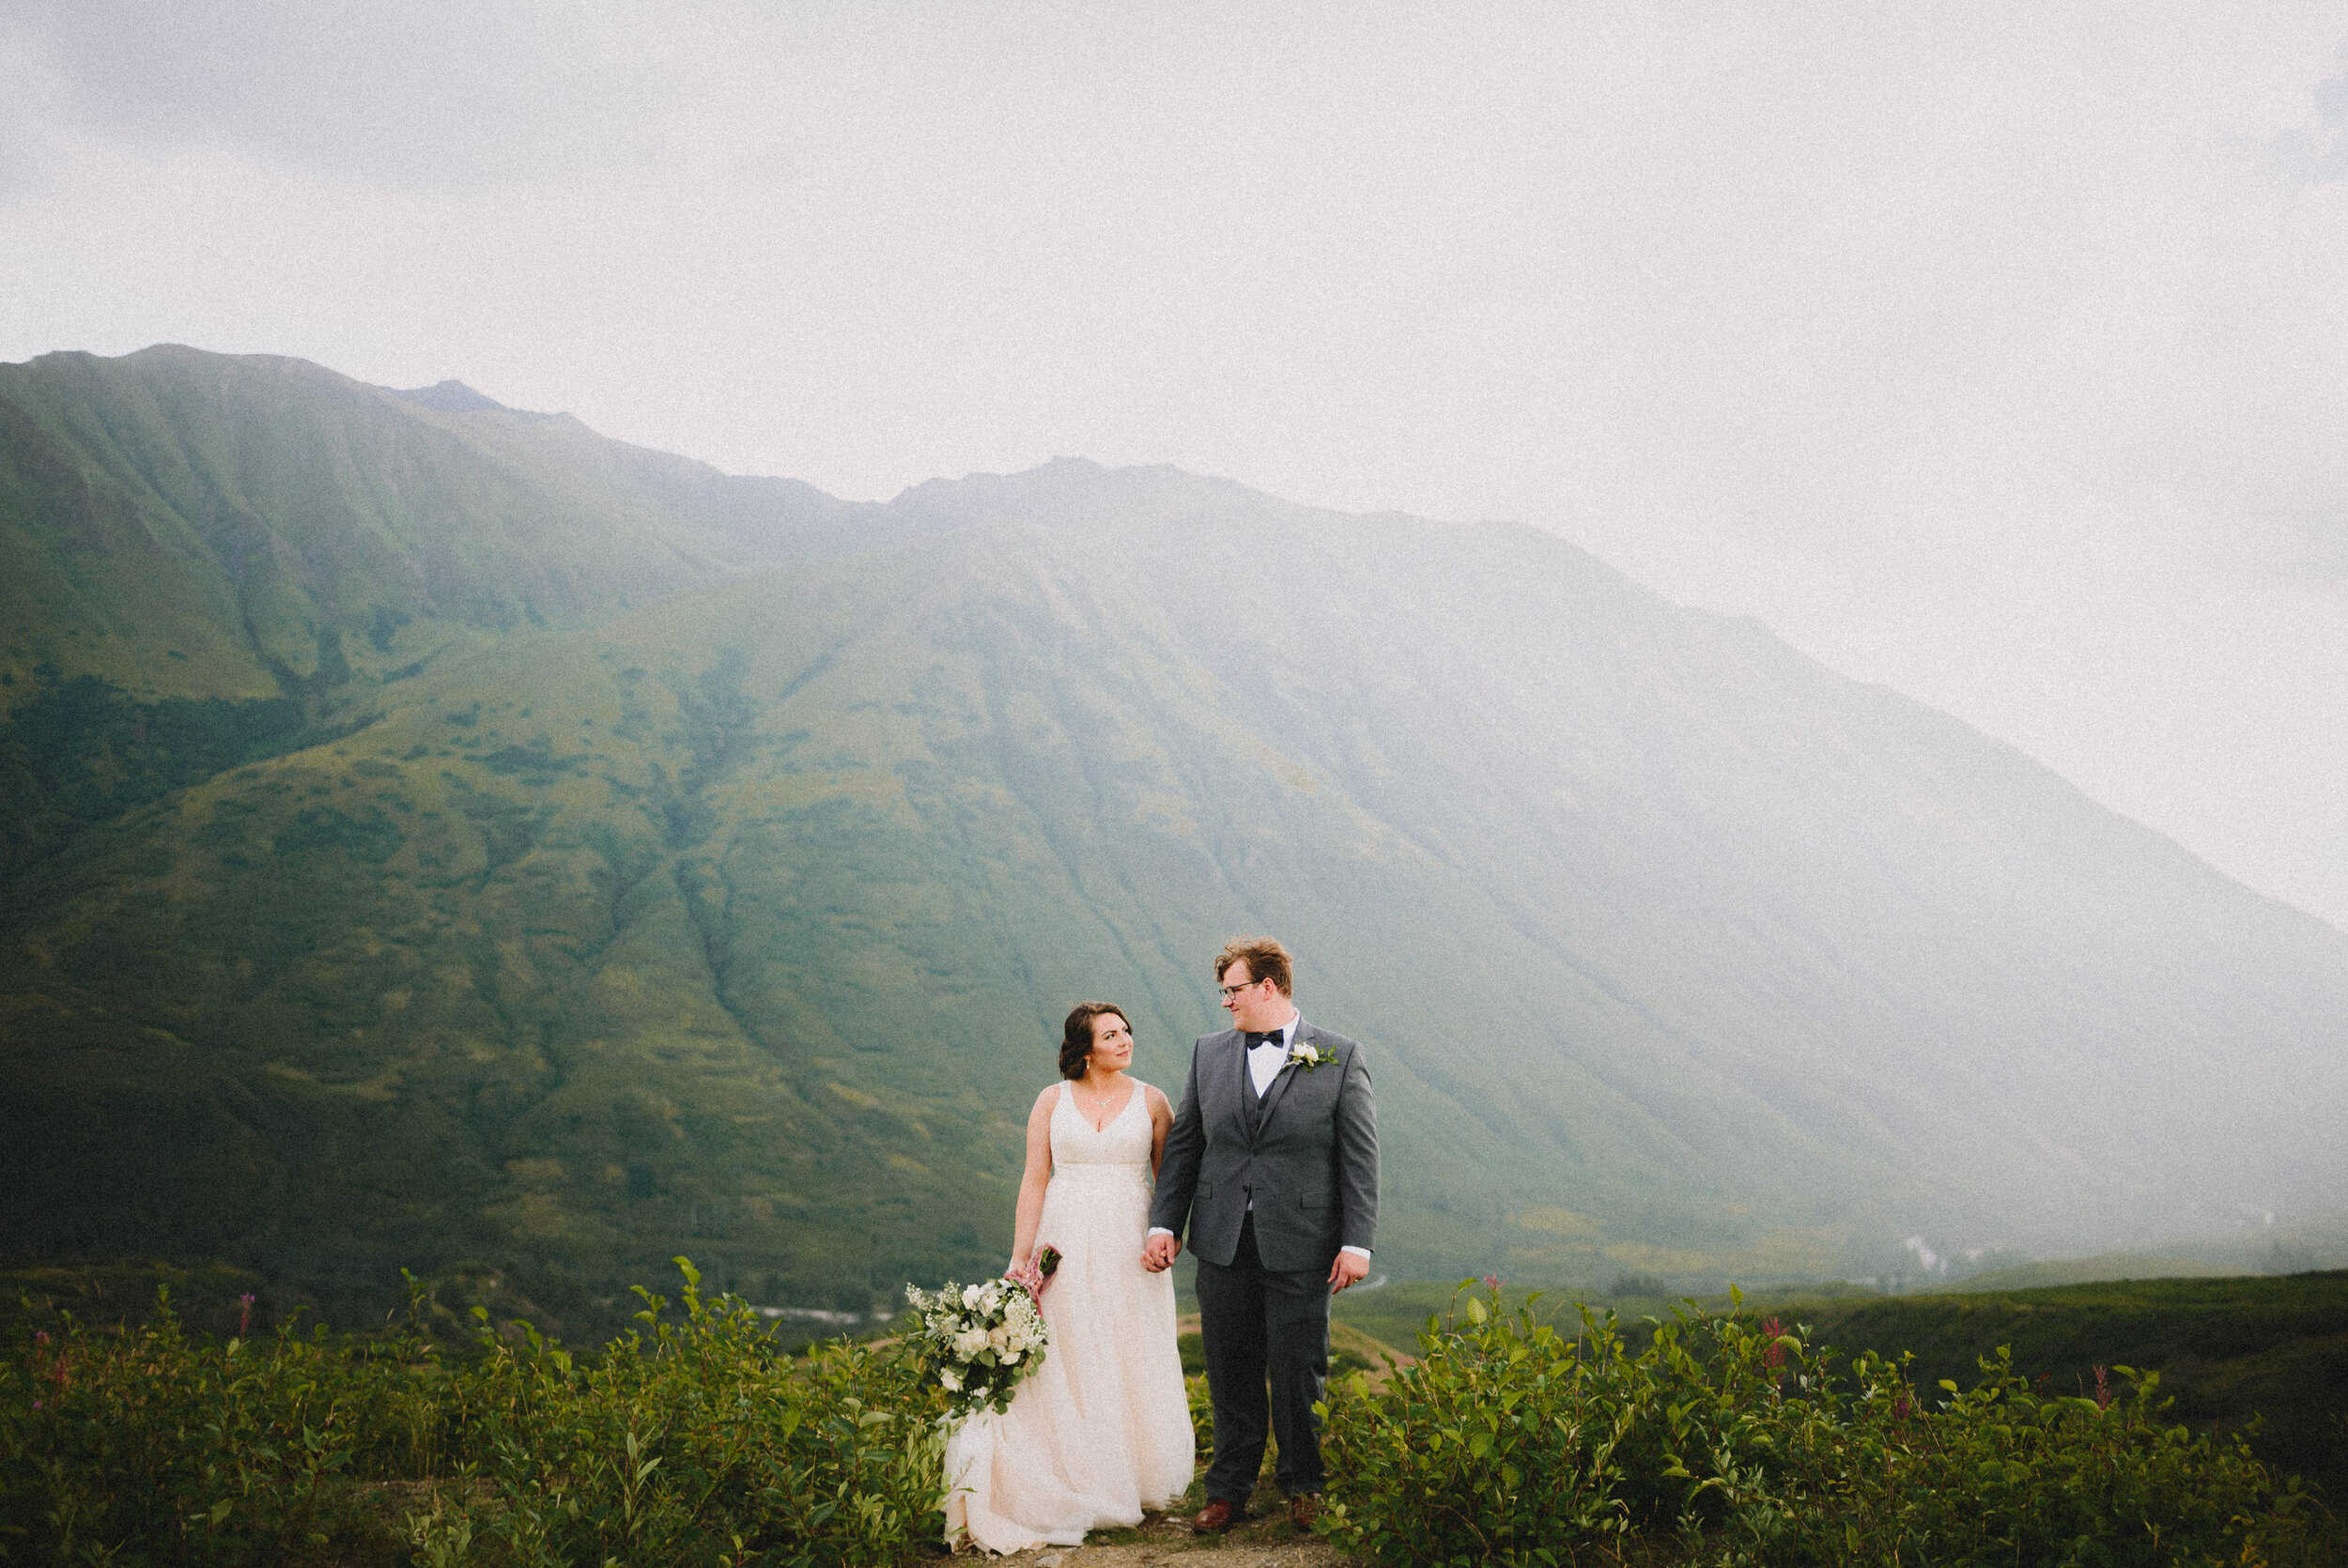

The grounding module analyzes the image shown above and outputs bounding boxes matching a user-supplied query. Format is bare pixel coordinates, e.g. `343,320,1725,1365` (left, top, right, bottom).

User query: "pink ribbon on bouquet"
1007,1244,1063,1304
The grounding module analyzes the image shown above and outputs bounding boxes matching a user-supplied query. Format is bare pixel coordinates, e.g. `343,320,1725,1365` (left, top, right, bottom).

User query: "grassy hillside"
16,520,1838,1319
5,347,2346,1335
1938,1253,2247,1291
0,346,883,877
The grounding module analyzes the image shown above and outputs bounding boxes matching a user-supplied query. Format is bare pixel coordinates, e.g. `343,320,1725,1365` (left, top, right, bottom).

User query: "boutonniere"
1286,1041,1326,1073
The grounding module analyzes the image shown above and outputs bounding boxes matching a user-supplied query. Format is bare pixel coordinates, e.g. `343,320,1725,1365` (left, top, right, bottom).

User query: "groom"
1142,936,1379,1530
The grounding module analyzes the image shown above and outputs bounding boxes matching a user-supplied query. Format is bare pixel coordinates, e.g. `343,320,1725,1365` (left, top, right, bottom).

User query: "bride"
943,1002,1197,1552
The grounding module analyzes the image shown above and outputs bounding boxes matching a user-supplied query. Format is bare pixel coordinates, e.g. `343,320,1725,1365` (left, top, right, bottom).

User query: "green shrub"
0,1260,947,1567
1186,1371,1215,1459
0,1287,419,1563
7,1268,2326,1566
1713,1348,2302,1565
1315,1282,2325,1568
451,1261,945,1567
1316,1285,1649,1563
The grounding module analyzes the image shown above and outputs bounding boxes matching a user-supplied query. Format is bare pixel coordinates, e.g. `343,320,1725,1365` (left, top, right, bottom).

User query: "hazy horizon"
6,1,2346,927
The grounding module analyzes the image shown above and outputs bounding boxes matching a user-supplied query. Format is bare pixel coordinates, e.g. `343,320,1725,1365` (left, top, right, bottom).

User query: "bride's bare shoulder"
1141,1082,1173,1114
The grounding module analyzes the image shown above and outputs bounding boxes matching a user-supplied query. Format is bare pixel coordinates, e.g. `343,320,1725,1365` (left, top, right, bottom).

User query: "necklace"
1071,1077,1135,1132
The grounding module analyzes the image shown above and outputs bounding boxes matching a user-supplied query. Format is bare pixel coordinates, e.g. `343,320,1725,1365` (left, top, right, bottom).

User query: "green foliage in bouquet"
901,1277,1048,1421
1314,1281,2329,1568
0,1259,949,1567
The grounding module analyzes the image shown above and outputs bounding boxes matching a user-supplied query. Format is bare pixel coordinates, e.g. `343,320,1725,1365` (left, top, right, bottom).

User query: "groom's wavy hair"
1213,936,1293,996
1060,1002,1132,1080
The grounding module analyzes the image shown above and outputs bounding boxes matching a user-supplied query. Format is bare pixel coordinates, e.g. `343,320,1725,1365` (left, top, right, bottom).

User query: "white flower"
938,1367,961,1392
962,1284,983,1311
1289,1041,1324,1071
953,1328,989,1360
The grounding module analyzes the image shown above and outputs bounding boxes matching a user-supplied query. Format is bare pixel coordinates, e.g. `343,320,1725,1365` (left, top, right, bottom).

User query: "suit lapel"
1254,1019,1309,1130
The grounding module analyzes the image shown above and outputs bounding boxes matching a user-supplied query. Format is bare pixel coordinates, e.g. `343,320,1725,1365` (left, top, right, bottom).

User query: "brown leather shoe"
1289,1494,1322,1529
1192,1498,1242,1532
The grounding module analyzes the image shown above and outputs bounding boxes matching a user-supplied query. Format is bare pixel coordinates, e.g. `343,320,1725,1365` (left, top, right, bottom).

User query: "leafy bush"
8,1268,2330,1566
0,1260,948,1566
1316,1282,2328,1567
0,1286,401,1563
446,1261,945,1567
1785,1269,2348,1503
1185,1372,1215,1459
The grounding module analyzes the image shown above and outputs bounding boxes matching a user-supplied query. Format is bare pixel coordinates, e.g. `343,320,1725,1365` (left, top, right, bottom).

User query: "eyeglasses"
1217,978,1265,999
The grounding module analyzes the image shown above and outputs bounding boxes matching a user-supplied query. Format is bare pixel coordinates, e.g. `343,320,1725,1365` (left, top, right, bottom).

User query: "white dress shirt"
1247,1015,1299,1096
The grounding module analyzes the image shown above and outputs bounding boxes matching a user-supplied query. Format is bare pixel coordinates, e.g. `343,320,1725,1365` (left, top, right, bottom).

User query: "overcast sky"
6,1,2346,926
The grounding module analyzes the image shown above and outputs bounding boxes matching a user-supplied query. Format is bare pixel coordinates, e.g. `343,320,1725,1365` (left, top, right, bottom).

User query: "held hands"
1141,1232,1182,1272
1328,1249,1369,1294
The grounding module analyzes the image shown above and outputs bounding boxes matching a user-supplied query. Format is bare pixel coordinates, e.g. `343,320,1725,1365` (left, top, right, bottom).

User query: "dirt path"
973,1518,1354,1566
955,1496,1358,1564
997,1544,1351,1567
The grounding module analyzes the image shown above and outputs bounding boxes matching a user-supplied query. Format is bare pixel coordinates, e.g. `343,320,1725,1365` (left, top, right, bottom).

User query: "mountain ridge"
388,379,531,416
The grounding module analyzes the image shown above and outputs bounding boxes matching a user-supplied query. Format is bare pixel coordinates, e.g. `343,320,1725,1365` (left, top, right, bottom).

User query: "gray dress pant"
1195,1213,1329,1502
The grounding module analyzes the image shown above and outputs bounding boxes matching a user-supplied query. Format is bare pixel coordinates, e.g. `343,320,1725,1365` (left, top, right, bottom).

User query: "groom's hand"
1142,1233,1181,1272
1328,1250,1370,1294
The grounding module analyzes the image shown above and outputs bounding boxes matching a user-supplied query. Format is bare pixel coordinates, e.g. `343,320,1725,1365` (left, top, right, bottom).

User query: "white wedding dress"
943,1081,1197,1552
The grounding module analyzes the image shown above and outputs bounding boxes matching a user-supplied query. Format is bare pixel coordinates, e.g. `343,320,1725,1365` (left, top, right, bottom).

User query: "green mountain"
4,346,2343,1331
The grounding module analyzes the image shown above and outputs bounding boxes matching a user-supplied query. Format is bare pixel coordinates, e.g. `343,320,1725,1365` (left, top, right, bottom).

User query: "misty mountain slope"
5,348,2344,1317
0,347,915,882
7,504,2344,1307
0,346,873,709
3,520,1896,1299
871,462,2348,1220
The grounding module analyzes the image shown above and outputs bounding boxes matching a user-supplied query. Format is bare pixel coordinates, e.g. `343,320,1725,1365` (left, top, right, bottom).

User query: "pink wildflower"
2092,1366,2112,1411
239,1293,255,1337
1482,1275,1502,1294
1761,1317,1785,1371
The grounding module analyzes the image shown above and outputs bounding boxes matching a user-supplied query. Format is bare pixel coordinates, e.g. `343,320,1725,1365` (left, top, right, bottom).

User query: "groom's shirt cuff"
1148,1227,1174,1238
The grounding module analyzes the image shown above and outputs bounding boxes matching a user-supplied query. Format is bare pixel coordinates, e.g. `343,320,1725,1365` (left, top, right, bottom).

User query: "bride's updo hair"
1060,1002,1130,1080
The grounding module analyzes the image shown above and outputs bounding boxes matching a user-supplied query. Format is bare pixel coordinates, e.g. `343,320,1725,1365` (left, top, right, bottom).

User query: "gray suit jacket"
1149,1020,1379,1272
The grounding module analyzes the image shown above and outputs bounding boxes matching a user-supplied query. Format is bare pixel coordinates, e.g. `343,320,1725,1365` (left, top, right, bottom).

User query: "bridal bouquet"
902,1275,1050,1421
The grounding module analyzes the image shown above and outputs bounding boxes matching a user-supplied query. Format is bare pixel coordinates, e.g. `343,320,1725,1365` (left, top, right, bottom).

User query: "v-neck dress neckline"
1062,1079,1140,1134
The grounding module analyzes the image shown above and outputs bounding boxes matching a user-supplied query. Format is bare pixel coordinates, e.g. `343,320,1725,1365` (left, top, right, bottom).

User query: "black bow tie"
1246,1032,1286,1051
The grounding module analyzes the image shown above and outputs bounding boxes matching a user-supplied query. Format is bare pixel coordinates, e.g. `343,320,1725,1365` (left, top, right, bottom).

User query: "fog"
5,0,2346,923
